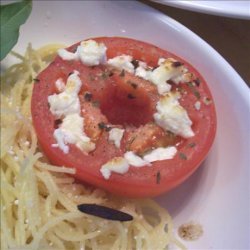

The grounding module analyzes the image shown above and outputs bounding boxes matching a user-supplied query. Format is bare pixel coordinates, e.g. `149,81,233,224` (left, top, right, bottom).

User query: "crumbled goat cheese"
108,128,125,148
149,58,186,95
154,92,194,138
100,151,153,179
135,58,189,95
48,71,81,118
53,114,95,154
194,101,201,110
100,157,129,180
135,61,151,80
58,48,78,60
107,55,135,74
58,39,107,66
55,78,66,92
124,151,151,167
143,146,177,162
49,71,95,153
77,40,107,66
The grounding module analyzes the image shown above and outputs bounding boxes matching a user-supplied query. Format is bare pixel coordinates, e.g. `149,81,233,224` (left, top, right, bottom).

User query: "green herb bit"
84,92,93,102
101,71,109,80
33,78,40,83
179,152,187,160
203,97,212,105
194,90,201,99
187,82,194,87
119,69,125,77
89,74,95,81
194,78,201,87
126,136,137,150
131,83,138,89
167,79,175,85
127,93,136,99
98,122,106,130
98,122,111,132
92,100,100,107
126,80,138,89
187,142,196,148
166,130,176,138
172,61,184,67
54,119,62,127
156,171,161,184
131,59,139,69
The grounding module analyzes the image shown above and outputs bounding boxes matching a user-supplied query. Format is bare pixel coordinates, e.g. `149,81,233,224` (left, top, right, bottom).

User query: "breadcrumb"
178,222,203,241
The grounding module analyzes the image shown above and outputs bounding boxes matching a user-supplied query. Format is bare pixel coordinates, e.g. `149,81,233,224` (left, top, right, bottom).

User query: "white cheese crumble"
100,157,129,180
107,55,135,74
149,58,186,95
77,40,107,66
58,39,107,66
194,101,201,110
171,71,191,84
48,71,81,118
53,114,95,154
48,71,95,153
135,61,151,80
100,146,177,179
143,146,177,162
100,152,152,180
135,58,189,95
108,128,125,148
124,151,151,167
55,78,65,92
58,48,78,60
154,92,194,138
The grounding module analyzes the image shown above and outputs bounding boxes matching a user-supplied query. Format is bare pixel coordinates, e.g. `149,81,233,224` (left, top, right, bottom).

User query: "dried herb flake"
84,92,93,102
54,119,62,127
156,171,161,184
187,142,196,148
92,100,100,107
131,59,139,69
98,122,111,132
127,93,136,99
179,152,187,160
172,61,184,67
131,83,138,89
194,90,201,99
194,78,201,87
33,78,40,83
119,69,125,77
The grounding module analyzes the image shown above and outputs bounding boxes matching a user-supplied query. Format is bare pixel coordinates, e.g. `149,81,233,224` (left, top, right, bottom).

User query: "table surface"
140,0,250,86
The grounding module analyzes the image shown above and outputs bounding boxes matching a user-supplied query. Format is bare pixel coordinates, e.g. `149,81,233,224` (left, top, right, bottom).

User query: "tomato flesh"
31,37,216,198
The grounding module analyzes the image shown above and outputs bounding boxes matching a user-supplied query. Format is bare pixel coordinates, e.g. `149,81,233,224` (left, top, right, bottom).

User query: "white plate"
151,0,250,19
2,1,250,249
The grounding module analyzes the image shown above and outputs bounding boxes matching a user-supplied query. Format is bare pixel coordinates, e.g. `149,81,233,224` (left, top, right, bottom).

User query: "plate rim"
150,0,250,20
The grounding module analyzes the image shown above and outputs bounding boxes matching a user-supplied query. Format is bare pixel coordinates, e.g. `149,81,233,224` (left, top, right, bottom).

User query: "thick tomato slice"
31,37,216,198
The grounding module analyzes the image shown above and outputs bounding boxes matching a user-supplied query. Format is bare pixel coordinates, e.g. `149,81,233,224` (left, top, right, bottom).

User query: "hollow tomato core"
99,77,154,128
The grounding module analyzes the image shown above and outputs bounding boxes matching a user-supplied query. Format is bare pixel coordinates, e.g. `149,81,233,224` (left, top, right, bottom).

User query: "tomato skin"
31,37,216,198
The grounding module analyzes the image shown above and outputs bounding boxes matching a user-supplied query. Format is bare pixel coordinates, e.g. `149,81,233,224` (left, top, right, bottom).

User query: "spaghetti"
0,44,186,250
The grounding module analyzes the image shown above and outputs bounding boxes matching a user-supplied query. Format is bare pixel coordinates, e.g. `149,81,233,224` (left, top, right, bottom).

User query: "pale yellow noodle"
0,44,186,250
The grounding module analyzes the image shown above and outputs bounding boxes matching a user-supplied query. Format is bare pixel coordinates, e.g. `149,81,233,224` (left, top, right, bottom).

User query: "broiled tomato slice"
31,37,216,198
